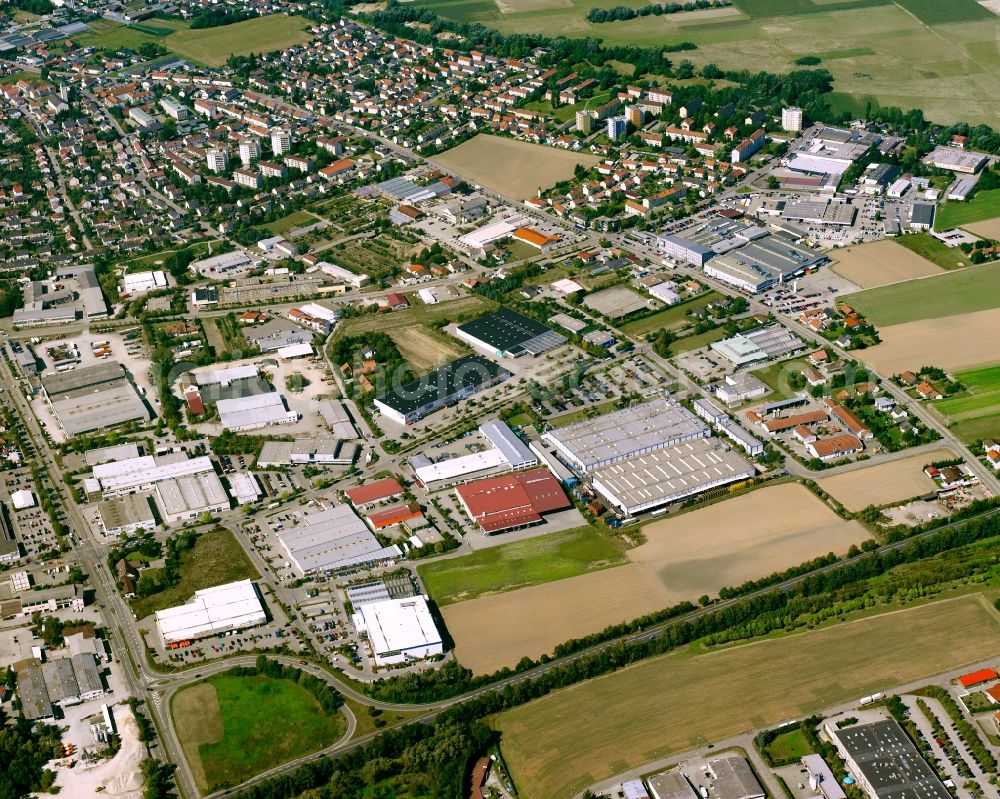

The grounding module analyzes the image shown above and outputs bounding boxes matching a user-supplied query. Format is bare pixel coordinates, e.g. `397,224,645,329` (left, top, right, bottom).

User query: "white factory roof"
155,580,265,644
155,472,229,517
94,455,215,494
317,400,357,439
123,270,167,294
217,392,296,430
413,447,509,484
195,364,259,386
85,443,141,466
11,489,35,510
229,473,261,505
353,596,442,657
481,420,536,467
458,218,519,250
417,288,438,305
298,302,338,323
277,504,401,574
277,342,314,359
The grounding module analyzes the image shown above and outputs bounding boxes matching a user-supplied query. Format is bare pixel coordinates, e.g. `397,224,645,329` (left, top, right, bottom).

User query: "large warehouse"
351,595,443,666
217,392,298,431
277,503,402,575
373,355,510,425
154,580,266,646
410,419,537,486
591,438,754,516
454,308,566,358
93,454,217,498
155,473,230,523
455,468,570,533
710,325,803,367
543,400,709,473
41,362,151,438
257,438,360,467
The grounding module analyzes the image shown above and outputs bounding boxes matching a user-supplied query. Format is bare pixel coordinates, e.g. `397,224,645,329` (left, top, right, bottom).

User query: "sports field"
418,525,626,605
166,14,313,66
937,189,1000,230
495,593,1000,798
171,674,345,792
816,449,952,511
443,484,865,673
934,365,1000,443
418,0,1000,126
829,239,942,288
430,134,599,200
387,324,465,372
857,307,1000,376
840,262,1000,326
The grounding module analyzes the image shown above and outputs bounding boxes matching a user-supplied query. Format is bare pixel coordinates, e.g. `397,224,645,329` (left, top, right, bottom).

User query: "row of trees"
190,8,258,28
587,0,730,24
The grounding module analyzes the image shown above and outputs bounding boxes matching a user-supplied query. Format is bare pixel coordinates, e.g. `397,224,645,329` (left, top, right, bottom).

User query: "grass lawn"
936,190,1000,230
962,690,996,713
166,13,312,66
751,359,805,401
265,210,317,236
895,233,973,270
763,727,814,764
840,262,1000,326
417,525,626,605
619,291,720,337
172,673,345,792
72,19,178,52
132,528,259,619
669,326,728,353
950,412,1000,444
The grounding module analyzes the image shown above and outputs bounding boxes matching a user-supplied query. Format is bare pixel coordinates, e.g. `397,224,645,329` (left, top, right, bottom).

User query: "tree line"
587,0,731,24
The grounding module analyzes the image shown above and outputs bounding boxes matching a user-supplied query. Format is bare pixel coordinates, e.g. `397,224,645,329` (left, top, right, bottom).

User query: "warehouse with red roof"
958,668,998,688
345,478,405,508
455,468,570,533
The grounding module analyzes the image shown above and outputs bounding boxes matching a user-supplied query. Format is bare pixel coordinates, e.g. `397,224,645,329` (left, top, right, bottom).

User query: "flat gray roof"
50,382,151,438
278,504,401,574
42,361,125,396
708,757,765,799
16,664,52,720
647,771,698,799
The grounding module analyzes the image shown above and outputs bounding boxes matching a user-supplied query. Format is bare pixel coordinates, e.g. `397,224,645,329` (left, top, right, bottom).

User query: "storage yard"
494,593,1000,799
829,239,942,288
816,450,953,511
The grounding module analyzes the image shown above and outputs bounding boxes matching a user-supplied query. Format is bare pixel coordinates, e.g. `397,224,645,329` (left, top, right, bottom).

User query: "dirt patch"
171,682,223,792
430,134,600,200
495,593,1000,799
443,484,865,674
962,215,1000,237
387,325,464,372
858,307,1000,375
817,450,953,511
830,239,942,288
442,564,672,675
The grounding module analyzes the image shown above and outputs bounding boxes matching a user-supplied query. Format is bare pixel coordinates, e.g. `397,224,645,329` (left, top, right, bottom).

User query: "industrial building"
711,325,803,366
122,270,167,295
317,400,358,439
647,771,698,799
704,235,826,294
454,308,566,358
277,503,402,575
543,400,709,473
345,478,405,508
0,504,20,564
454,468,570,533
351,595,443,666
155,580,266,646
14,263,108,326
155,472,230,523
190,250,253,278
828,719,951,799
410,420,537,486
706,756,765,799
257,438,360,467
693,398,764,457
656,233,716,267
373,355,510,425
591,437,754,516
923,146,987,174
16,652,105,721
93,454,217,498
97,494,157,537
229,473,262,505
195,364,259,388
217,392,298,431
41,363,151,438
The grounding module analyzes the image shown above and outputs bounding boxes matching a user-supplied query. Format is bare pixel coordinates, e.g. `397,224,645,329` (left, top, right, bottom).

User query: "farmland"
894,233,974,271
442,484,865,673
131,529,259,619
386,324,466,372
816,449,952,511
430,135,599,200
333,295,496,339
417,0,1000,127
840,263,1000,326
495,593,1000,798
829,239,942,288
934,366,1000,443
171,673,345,792
937,190,1000,230
963,216,1000,239
857,307,1000,376
418,525,626,605
166,14,313,66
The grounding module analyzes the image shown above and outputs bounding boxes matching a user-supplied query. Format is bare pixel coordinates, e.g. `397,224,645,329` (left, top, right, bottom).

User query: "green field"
669,326,728,353
265,210,317,236
417,0,1000,127
417,525,626,605
937,190,1000,230
73,18,183,52
172,674,345,792
762,727,813,764
934,365,1000,443
132,529,260,619
619,291,720,337
166,13,312,66
840,263,1000,326
895,233,973,270
751,359,805,401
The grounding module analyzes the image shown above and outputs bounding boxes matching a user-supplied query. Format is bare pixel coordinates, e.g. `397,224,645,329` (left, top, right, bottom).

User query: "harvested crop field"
830,240,942,288
816,450,953,511
171,682,221,791
496,593,1000,798
962,216,1000,239
444,484,865,674
431,134,599,200
166,14,312,66
387,325,465,372
857,307,1000,375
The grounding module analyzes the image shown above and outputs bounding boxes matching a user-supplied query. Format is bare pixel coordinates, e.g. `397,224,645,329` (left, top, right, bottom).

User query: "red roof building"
367,504,421,530
959,668,998,688
455,468,570,534
345,478,405,507
184,386,205,416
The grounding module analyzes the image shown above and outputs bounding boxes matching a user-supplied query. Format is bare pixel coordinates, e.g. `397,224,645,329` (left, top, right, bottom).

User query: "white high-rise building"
270,129,292,155
782,106,803,132
206,148,229,173
239,139,260,166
